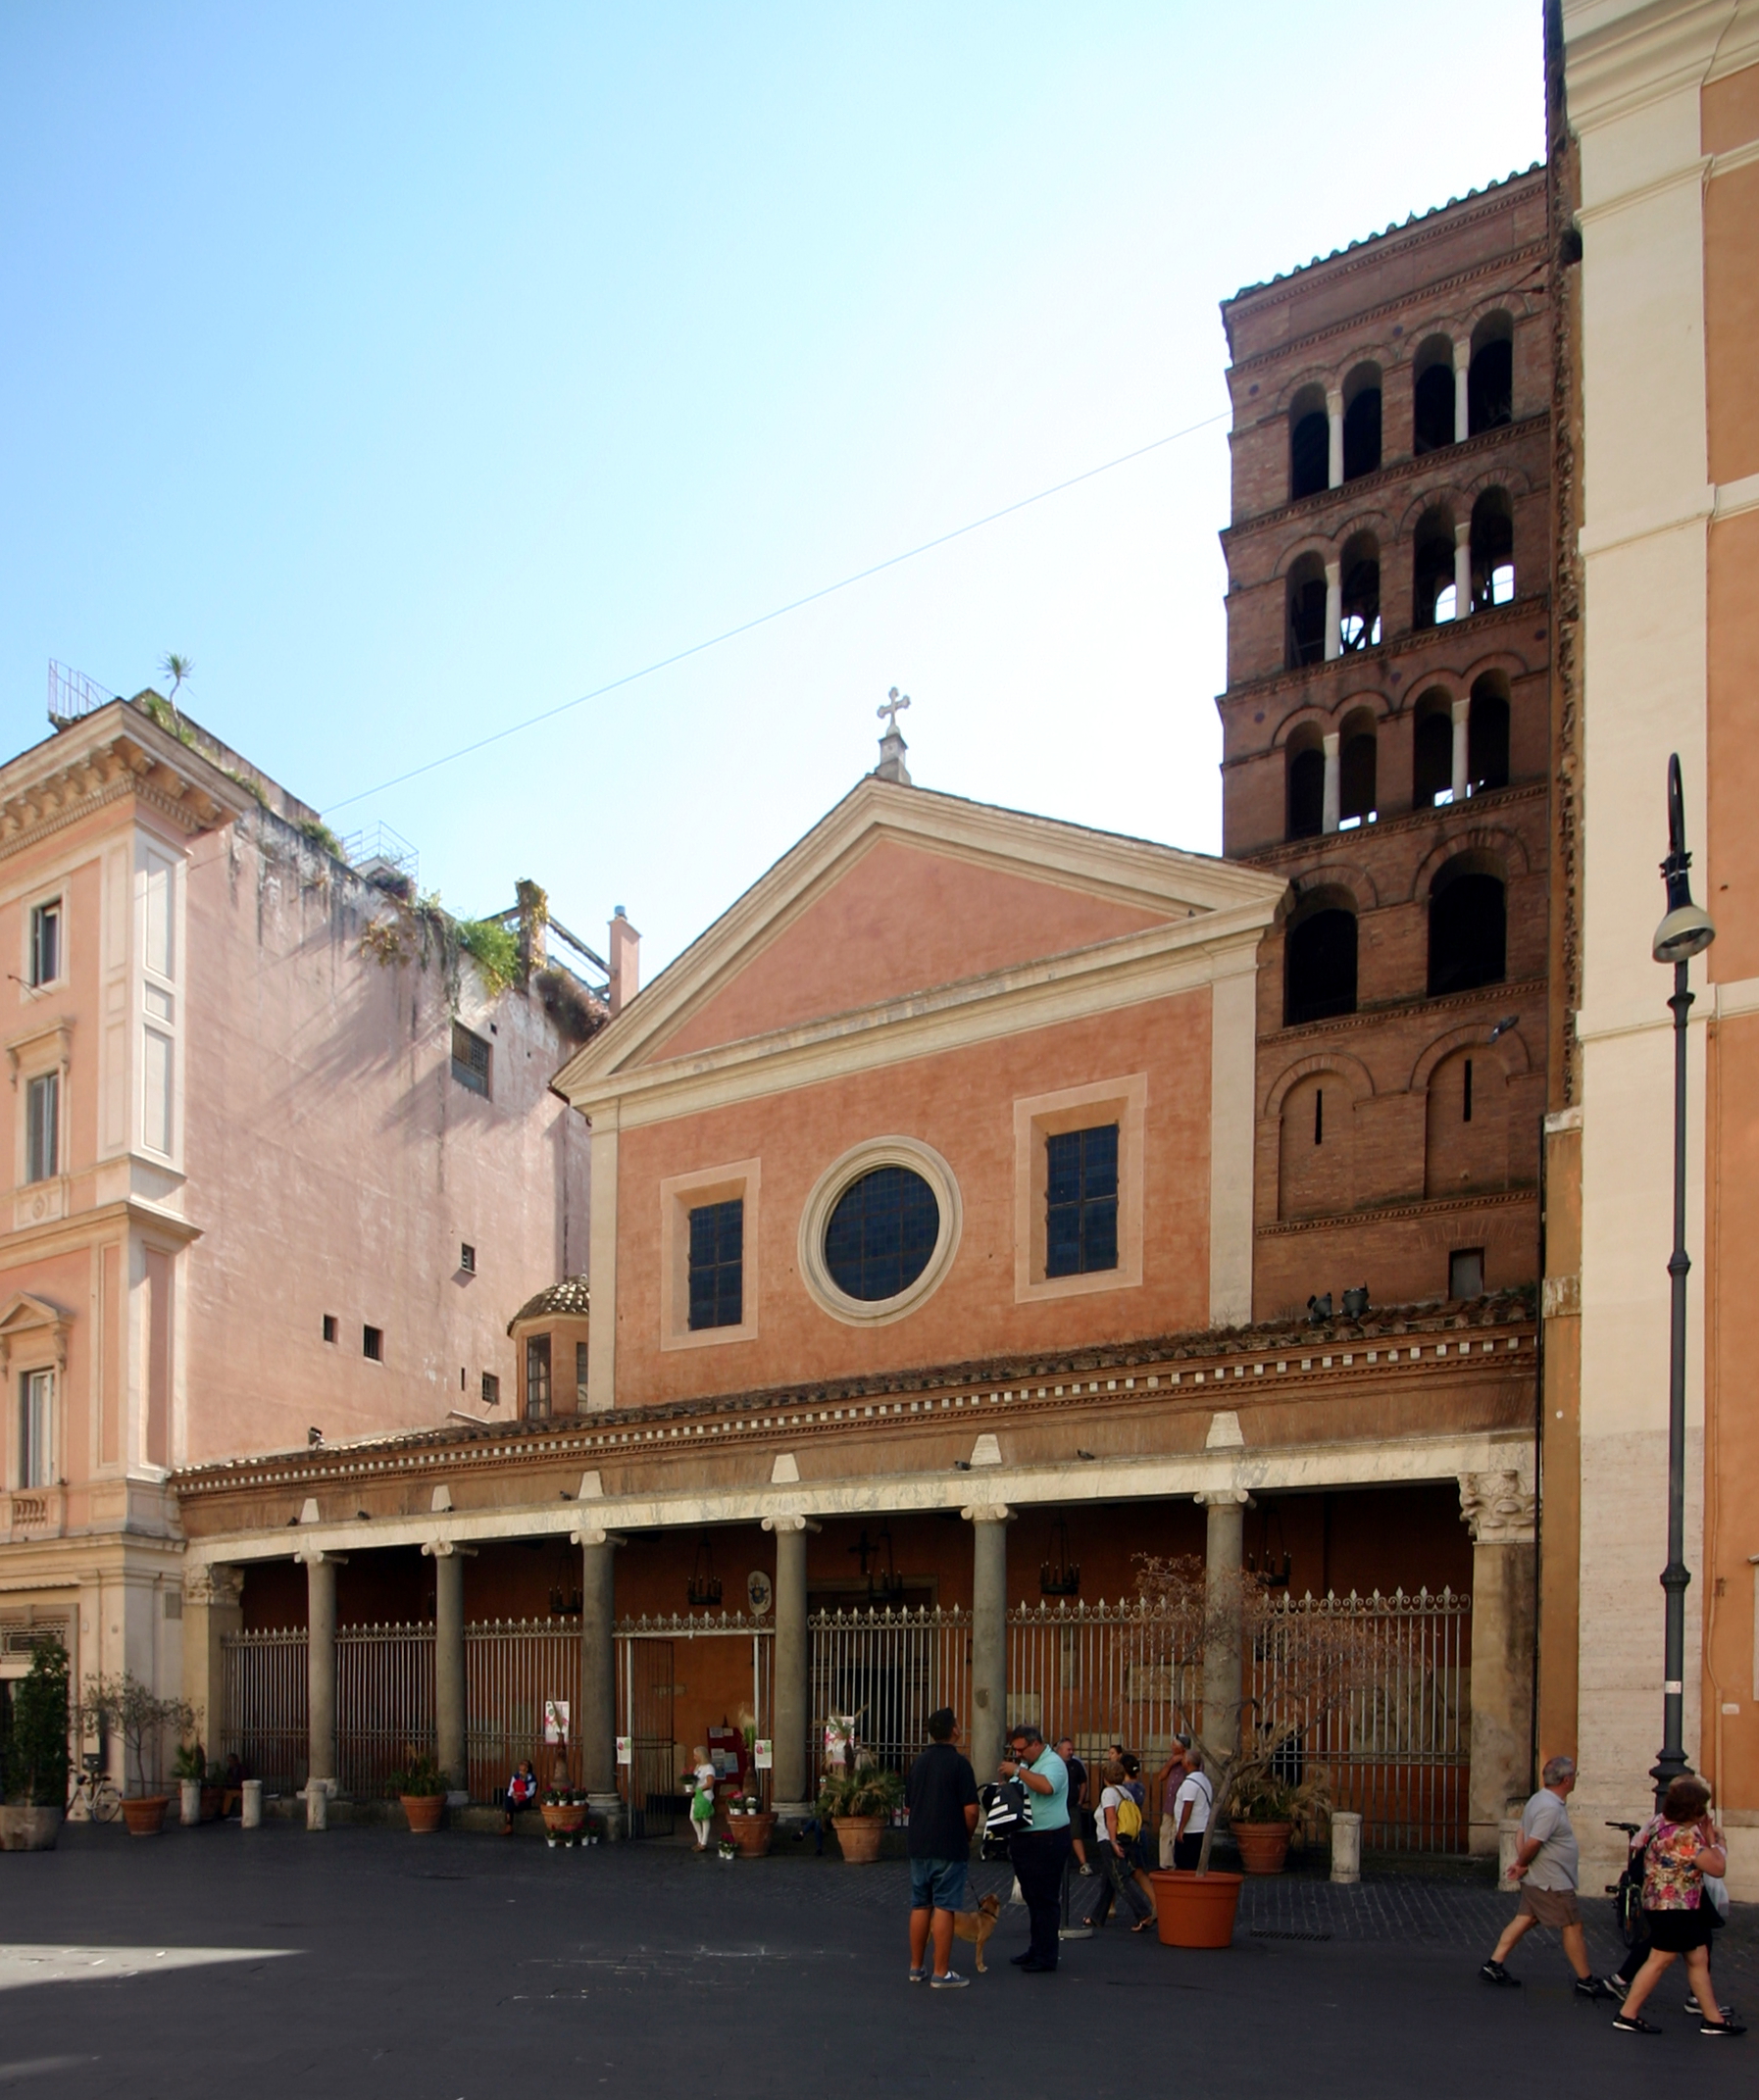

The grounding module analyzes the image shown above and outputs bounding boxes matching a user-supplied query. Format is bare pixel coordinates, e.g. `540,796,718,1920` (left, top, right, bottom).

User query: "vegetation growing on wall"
457,917,520,996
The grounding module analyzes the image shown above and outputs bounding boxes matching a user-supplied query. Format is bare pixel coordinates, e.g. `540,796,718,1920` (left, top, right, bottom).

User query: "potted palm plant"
83,1673,195,1836
1228,1766,1330,1875
394,1754,449,1833
816,1766,904,1864
0,1637,70,1851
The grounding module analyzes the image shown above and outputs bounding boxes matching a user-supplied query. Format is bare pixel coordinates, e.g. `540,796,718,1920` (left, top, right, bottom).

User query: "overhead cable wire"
325,406,1231,813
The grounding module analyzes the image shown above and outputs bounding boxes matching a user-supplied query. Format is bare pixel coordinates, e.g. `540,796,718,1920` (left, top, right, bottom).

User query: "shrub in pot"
82,1672,194,1837
724,1792,776,1857
540,1787,589,1847
1,1637,70,1851
816,1766,904,1864
394,1754,448,1833
1227,1768,1329,1875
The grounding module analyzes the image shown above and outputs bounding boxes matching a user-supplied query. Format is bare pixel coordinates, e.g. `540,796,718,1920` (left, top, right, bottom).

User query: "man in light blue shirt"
999,1724,1071,1970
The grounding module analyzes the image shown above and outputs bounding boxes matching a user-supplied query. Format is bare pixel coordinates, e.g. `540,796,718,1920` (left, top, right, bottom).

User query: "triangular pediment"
554,776,1284,1106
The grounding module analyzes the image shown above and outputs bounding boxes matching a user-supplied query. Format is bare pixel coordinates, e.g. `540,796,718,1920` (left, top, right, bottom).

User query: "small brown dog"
951,1893,1003,1974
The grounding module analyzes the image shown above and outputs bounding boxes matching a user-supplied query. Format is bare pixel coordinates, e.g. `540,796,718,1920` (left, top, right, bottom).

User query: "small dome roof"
507,1275,590,1332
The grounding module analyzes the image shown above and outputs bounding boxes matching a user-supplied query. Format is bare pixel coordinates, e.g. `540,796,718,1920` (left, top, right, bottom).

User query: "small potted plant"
1228,1767,1329,1875
725,1791,776,1858
173,1736,208,1826
815,1765,905,1864
393,1754,449,1833
83,1673,194,1837
540,1786,589,1848
0,1637,70,1851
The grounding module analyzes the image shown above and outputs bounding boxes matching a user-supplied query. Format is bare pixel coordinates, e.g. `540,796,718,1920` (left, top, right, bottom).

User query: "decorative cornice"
0,707,255,867
172,1296,1538,1505
1235,785,1548,866
1222,417,1551,545
1216,592,1551,718
1227,206,1547,352
1258,1186,1536,1239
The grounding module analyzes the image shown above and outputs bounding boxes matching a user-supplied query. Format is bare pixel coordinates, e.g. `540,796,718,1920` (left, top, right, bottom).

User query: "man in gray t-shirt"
1479,1755,1610,1996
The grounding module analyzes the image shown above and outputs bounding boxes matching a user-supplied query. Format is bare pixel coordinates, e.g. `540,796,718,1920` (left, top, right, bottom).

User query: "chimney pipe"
609,907,639,1016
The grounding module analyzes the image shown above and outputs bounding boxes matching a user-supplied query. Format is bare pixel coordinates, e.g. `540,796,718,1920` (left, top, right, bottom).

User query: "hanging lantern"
1039,1518,1080,1598
686,1535,723,1609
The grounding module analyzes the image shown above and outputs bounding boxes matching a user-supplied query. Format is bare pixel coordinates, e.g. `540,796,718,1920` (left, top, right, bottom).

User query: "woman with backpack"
1089,1758,1158,1932
1611,1775,1745,2037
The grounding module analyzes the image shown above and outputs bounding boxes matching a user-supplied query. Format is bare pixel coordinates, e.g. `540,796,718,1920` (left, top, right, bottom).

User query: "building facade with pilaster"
176,723,1540,1853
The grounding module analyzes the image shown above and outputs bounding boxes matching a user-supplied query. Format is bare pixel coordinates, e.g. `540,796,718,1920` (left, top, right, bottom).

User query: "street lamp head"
1654,899,1717,965
1654,753,1716,964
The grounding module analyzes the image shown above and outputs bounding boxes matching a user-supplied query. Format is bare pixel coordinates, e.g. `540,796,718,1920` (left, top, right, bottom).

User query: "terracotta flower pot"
401,1793,446,1833
831,1815,885,1864
122,1795,171,1838
0,1806,62,1851
1148,1869,1243,1949
1232,1821,1293,1875
728,1812,776,1858
541,1801,588,1847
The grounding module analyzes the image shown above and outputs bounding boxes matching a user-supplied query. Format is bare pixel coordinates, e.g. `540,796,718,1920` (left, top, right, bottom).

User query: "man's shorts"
910,1856,969,1912
1518,1883,1582,1928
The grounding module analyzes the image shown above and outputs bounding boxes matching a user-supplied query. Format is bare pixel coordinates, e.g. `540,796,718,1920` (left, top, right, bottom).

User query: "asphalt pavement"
0,1822,1751,2098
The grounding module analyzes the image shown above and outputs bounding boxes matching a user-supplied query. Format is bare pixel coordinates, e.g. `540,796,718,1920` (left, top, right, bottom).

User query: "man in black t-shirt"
906,1709,980,1989
1057,1737,1091,1875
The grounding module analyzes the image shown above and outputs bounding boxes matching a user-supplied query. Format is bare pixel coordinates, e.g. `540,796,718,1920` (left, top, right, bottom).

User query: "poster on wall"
543,1700,570,1743
753,1739,773,1771
616,1736,632,1767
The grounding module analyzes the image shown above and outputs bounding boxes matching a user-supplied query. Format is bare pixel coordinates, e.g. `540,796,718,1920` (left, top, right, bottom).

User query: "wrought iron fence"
336,1624,434,1798
220,1587,1469,1848
467,1619,580,1801
1247,1587,1472,1854
220,1626,308,1793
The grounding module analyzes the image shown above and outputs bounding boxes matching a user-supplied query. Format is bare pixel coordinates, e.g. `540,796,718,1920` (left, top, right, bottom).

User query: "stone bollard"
1497,1816,1522,1890
1330,1810,1363,1885
241,1780,263,1829
305,1784,328,1832
180,1778,202,1827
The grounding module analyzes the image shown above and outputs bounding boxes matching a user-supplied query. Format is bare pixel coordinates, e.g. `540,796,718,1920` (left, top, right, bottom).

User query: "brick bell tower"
1215,170,1556,1325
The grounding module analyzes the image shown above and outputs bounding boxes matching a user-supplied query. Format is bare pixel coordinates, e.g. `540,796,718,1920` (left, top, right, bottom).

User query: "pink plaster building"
0,689,597,1774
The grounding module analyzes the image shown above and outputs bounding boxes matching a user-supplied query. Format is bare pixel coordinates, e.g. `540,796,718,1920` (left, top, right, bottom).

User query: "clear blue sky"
2,4,1544,977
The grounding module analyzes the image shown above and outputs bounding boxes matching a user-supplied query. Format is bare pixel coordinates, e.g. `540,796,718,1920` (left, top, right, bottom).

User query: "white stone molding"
1193,1486,1252,1508
1458,1465,1536,1545
970,1433,1002,1468
571,1525,626,1549
796,1136,963,1328
760,1514,822,1534
578,1470,604,1499
1205,1411,1245,1450
770,1452,799,1484
429,1483,453,1513
961,1504,1013,1524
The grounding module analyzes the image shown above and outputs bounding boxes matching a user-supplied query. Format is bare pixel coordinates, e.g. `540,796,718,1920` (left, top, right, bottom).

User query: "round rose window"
824,1165,940,1303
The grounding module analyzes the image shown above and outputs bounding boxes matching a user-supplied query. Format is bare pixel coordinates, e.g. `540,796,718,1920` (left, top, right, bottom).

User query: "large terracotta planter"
541,1801,588,1848
1148,1869,1243,1948
0,1806,62,1851
401,1793,446,1833
1232,1821,1293,1875
121,1795,171,1838
831,1815,885,1864
727,1812,776,1858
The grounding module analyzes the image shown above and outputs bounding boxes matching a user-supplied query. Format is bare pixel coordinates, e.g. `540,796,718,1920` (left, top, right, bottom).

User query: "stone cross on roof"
875,687,912,786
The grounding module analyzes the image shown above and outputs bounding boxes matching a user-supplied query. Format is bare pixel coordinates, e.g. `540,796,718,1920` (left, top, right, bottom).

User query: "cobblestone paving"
0,1824,1750,2098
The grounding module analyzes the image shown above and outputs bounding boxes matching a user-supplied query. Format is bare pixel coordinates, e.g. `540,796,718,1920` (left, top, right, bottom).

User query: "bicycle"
1605,1820,1645,1947
66,1753,123,1825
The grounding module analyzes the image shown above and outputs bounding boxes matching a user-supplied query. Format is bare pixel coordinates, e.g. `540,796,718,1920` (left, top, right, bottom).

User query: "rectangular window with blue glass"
1045,1124,1119,1277
688,1198,744,1329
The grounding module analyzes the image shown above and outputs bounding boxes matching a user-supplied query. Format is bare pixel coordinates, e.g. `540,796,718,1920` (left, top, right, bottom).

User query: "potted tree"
173,1732,225,1825
0,1636,70,1851
816,1766,904,1864
1135,1554,1382,1946
393,1754,449,1833
83,1673,195,1837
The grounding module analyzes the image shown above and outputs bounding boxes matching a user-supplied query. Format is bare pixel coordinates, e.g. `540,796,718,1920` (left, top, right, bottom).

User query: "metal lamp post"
1648,753,1716,1806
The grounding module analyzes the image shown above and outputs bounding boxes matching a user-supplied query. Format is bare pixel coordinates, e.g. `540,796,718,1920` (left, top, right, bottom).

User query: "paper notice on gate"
543,1700,571,1743
753,1739,773,1770
616,1735,632,1766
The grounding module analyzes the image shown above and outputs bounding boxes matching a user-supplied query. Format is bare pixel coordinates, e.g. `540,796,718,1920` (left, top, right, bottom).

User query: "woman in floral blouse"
1613,1775,1743,2037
